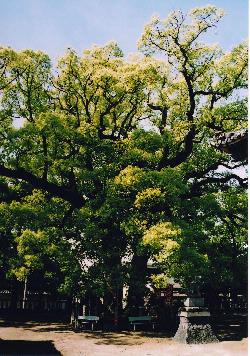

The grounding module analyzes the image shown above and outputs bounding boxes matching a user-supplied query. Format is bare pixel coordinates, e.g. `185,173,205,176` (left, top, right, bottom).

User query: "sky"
0,0,248,61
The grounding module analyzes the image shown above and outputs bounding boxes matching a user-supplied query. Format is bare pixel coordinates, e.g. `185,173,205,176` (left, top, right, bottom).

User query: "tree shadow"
0,320,45,328
0,320,71,333
83,330,174,345
0,339,61,355
25,324,72,333
84,331,144,345
212,314,248,341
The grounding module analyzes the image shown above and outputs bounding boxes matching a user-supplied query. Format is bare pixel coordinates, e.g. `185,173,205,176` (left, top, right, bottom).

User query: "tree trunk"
230,233,239,308
10,279,19,312
126,253,149,315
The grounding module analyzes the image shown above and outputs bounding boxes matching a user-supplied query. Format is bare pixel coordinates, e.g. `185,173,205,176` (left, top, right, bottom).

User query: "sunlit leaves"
11,229,56,281
143,222,180,252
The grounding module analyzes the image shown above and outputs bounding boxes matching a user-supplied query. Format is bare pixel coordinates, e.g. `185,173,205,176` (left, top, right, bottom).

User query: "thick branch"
0,165,85,208
159,125,196,169
41,134,49,180
186,161,221,180
189,173,247,196
148,103,168,134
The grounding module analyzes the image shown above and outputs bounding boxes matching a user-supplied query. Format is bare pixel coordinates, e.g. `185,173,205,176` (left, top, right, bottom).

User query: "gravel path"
0,321,247,356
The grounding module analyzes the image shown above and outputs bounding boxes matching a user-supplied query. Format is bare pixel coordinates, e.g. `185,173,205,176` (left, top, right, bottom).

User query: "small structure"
174,297,218,344
215,129,248,161
174,290,218,344
174,278,218,344
128,315,156,331
77,315,99,331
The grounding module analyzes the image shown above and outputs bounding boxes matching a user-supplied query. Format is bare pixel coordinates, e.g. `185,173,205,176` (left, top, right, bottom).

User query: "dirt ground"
0,320,247,356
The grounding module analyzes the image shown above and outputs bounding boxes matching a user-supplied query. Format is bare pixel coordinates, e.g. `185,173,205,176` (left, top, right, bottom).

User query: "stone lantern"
174,277,218,344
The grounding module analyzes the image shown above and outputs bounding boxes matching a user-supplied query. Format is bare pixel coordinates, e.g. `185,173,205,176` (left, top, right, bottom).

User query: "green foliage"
0,5,247,301
150,273,170,289
143,222,180,253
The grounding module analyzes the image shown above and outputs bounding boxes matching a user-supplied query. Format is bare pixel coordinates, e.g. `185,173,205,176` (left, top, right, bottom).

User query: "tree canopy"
0,5,247,310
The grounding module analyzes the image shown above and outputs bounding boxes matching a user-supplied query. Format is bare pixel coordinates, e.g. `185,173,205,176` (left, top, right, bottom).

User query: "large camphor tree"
0,6,247,316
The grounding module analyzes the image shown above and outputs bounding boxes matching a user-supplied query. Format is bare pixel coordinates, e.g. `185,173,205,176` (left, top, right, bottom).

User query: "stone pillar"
174,297,218,344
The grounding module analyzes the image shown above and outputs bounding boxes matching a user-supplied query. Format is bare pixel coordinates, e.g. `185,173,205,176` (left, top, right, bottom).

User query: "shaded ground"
212,313,248,342
0,314,247,356
0,340,61,355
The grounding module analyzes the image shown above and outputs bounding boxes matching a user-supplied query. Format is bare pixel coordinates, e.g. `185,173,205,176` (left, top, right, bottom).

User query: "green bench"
128,316,156,331
78,315,99,331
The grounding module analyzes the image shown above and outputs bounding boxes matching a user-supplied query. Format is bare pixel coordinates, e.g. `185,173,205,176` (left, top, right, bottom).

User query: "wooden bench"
78,315,99,331
128,316,156,331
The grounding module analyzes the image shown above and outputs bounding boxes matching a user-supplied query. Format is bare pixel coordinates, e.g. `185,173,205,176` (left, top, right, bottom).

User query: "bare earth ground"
0,320,247,356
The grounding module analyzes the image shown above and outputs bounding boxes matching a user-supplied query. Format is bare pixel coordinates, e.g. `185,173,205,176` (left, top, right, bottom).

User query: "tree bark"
126,253,149,315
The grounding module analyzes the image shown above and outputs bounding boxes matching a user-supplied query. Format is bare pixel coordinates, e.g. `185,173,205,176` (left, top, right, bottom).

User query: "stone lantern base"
174,298,218,344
